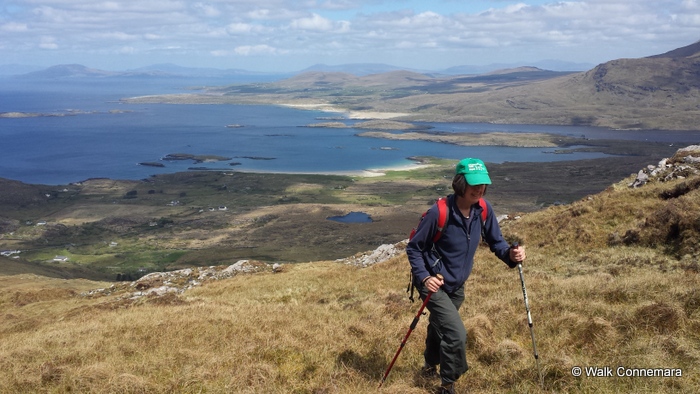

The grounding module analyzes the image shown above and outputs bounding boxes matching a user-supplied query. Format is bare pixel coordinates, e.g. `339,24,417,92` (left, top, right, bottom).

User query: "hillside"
124,41,700,131
1,147,699,393
377,41,700,130
649,41,700,59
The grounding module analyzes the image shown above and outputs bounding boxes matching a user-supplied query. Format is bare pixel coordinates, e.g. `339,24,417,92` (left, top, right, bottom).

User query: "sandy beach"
280,103,408,120
227,161,432,178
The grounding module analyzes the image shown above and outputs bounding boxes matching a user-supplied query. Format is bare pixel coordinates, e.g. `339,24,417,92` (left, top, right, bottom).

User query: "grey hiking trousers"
418,282,468,384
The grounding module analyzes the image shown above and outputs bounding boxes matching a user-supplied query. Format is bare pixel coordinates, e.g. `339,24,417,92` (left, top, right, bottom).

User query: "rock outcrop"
82,260,273,300
629,145,700,188
336,241,406,267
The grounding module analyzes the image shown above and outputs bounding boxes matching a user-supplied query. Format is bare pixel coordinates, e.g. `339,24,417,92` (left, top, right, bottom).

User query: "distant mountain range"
128,63,289,78
4,40,699,130
197,40,700,131
7,63,292,80
1,59,594,80
373,40,700,130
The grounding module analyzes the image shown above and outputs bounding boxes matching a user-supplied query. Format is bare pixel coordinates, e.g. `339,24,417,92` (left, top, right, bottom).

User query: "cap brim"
465,173,492,185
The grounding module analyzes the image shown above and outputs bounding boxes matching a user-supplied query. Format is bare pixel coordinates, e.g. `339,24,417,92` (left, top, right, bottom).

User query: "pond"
327,212,373,223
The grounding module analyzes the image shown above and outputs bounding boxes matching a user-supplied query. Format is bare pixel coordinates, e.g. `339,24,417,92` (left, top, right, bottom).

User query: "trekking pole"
378,274,443,389
513,243,544,388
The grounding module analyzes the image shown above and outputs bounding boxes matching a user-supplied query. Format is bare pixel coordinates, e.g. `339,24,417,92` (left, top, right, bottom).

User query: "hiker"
406,158,526,394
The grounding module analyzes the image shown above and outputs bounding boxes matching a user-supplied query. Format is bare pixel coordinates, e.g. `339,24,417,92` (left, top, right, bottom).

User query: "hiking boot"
439,382,455,394
420,364,438,379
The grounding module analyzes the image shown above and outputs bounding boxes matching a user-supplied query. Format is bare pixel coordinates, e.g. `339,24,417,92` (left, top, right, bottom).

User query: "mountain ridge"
158,39,699,130
4,59,591,79
647,39,700,59
316,40,700,130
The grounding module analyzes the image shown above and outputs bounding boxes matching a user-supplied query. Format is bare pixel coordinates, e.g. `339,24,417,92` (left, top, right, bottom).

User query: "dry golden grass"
1,165,699,393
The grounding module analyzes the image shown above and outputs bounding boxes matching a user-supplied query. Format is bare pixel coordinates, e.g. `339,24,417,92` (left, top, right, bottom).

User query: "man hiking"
406,158,526,394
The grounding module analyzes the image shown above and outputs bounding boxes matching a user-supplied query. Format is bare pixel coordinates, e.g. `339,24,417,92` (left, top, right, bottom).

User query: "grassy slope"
1,153,699,393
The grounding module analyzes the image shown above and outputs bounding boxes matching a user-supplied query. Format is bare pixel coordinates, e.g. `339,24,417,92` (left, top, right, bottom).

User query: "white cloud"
192,2,221,17
233,44,278,55
246,8,272,19
118,46,136,54
1,22,29,32
245,7,302,21
314,0,361,11
98,31,139,41
226,22,265,34
290,13,335,31
39,36,58,49
4,1,700,70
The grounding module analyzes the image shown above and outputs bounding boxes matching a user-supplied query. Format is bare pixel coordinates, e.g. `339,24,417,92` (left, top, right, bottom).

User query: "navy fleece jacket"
406,194,516,293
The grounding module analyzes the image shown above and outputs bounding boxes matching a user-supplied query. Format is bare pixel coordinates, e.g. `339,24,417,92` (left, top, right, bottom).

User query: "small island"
304,119,432,130
305,122,349,128
1,109,132,118
139,162,166,168
0,112,45,118
357,131,573,148
162,153,233,163
233,156,276,160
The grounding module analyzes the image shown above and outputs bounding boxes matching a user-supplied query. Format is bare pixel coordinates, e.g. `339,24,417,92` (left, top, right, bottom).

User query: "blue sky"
1,0,699,72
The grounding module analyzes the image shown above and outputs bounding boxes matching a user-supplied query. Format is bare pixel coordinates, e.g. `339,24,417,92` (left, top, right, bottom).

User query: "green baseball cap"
456,158,492,185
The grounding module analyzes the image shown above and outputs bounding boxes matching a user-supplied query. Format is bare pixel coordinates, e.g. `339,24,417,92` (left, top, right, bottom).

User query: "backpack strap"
407,196,449,302
433,197,449,243
478,198,488,224
478,198,488,240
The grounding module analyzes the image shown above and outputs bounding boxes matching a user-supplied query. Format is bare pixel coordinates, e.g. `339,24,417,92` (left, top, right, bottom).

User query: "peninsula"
123,41,700,131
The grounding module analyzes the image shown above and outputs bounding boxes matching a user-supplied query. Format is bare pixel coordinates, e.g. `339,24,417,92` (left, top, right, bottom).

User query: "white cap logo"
468,163,485,172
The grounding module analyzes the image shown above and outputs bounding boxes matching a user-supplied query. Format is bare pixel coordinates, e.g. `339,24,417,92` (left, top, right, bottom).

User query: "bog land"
0,139,677,281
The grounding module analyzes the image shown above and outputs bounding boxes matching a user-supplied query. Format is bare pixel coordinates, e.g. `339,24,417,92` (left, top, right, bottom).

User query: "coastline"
227,161,432,178
279,103,408,120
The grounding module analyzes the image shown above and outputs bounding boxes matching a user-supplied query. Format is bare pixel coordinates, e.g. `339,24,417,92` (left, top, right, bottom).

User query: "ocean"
2,76,699,185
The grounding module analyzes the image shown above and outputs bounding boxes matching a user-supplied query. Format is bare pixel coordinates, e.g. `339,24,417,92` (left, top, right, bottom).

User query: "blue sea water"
2,77,700,185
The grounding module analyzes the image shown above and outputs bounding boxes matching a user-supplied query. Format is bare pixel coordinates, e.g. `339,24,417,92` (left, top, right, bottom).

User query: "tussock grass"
1,167,700,393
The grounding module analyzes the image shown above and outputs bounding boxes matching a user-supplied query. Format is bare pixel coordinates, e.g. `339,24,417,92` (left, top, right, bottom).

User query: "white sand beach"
227,161,432,178
279,103,408,120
